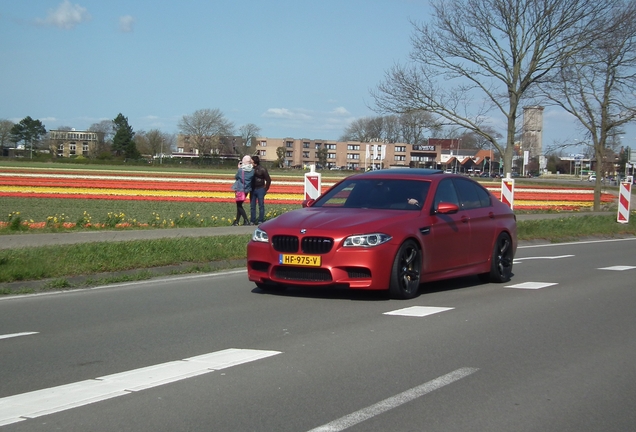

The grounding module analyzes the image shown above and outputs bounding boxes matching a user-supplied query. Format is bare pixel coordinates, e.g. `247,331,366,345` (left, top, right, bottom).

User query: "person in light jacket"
231,155,254,226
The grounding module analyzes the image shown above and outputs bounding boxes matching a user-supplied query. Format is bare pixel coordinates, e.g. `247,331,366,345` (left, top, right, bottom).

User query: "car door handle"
489,212,495,219
461,215,469,223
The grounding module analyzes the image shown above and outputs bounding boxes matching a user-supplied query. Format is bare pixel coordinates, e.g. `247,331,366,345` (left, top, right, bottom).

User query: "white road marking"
0,348,280,426
306,367,479,432
599,265,636,271
518,237,636,249
0,332,38,340
513,254,574,263
505,282,558,290
383,306,454,317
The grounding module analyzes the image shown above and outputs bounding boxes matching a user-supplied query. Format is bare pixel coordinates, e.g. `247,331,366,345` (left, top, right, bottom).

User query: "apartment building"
49,129,102,158
169,134,494,172
252,137,483,171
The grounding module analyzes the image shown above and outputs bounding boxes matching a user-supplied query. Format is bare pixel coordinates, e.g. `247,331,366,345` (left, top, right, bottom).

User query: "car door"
426,178,469,272
453,177,495,265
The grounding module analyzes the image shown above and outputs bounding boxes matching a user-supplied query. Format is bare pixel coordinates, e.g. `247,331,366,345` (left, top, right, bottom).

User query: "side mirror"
436,202,459,214
302,199,315,208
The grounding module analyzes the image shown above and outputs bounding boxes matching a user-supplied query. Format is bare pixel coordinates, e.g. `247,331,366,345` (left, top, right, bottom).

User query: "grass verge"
516,214,636,241
0,235,250,284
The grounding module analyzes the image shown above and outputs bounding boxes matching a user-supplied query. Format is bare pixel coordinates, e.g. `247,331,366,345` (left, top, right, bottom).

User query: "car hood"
261,207,416,234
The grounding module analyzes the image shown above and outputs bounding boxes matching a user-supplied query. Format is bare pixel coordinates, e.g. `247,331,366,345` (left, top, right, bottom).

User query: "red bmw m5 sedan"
247,168,517,299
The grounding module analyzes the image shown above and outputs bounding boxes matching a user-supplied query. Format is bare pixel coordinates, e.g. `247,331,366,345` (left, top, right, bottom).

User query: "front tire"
480,232,513,283
389,240,422,299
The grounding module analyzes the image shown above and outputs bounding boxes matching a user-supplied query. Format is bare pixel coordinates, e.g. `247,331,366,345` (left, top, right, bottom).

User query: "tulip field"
0,166,616,231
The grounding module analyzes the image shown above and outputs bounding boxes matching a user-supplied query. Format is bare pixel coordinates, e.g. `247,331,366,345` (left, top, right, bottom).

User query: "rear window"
313,178,431,210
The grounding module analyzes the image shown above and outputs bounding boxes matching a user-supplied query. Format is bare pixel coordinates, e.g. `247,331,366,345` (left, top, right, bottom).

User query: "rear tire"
389,240,422,299
480,232,513,283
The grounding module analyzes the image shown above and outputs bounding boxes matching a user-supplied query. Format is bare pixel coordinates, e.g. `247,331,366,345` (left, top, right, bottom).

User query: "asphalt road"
1,236,635,431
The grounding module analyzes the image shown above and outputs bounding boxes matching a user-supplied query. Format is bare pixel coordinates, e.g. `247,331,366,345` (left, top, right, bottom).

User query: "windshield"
312,178,431,210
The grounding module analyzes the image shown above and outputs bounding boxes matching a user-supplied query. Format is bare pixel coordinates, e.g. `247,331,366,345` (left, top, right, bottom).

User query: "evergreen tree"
10,116,46,159
112,113,140,159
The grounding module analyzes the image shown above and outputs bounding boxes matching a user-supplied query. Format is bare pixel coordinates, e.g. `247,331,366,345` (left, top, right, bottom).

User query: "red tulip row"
0,177,304,194
0,169,616,209
512,192,614,202
0,191,247,203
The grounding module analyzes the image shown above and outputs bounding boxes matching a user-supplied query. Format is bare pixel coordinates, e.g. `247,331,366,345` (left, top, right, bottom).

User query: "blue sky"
1,0,633,151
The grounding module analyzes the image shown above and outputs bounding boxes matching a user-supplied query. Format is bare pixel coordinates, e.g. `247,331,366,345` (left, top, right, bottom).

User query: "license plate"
279,254,321,267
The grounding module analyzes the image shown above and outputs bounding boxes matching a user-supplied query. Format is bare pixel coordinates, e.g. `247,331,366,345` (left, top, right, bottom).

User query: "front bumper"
247,240,398,290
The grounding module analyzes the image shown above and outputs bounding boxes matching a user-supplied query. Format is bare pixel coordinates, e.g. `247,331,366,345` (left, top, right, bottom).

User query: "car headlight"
252,228,269,243
343,233,392,247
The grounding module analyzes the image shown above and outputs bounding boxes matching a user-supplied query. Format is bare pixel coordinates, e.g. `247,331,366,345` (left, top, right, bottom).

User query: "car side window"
433,179,460,210
475,183,492,207
454,178,489,210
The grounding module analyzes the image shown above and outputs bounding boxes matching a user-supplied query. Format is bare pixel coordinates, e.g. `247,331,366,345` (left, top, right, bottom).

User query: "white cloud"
331,107,350,116
258,107,359,138
36,0,91,30
262,108,311,120
119,15,135,33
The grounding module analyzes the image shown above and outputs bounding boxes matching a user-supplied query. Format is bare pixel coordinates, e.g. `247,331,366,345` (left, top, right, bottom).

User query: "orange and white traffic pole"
501,176,515,209
304,165,321,201
617,176,633,224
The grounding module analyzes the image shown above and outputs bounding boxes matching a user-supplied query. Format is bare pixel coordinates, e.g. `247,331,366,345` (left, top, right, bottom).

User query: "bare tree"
371,0,614,175
178,108,234,156
366,117,386,142
541,1,636,210
276,146,286,168
382,115,402,143
218,136,242,155
89,120,114,155
134,131,150,155
342,111,439,144
135,129,174,158
239,123,261,150
0,119,14,155
89,120,114,141
460,127,503,150
340,117,377,142
157,131,175,156
399,110,439,144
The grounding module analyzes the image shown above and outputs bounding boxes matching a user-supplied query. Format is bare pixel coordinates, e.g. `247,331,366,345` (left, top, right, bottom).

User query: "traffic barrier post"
501,178,515,209
617,176,633,224
304,165,321,201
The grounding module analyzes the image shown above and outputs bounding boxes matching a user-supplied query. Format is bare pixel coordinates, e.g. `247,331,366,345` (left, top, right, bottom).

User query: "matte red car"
247,169,516,299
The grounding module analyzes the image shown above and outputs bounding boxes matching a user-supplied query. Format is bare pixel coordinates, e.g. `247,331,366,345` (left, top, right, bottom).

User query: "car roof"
357,168,444,178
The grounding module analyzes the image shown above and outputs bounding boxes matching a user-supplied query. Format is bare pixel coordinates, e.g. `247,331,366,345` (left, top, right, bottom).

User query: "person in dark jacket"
249,155,271,225
231,155,254,226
